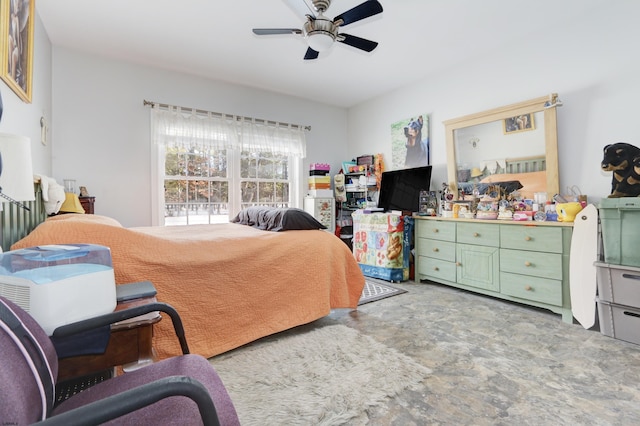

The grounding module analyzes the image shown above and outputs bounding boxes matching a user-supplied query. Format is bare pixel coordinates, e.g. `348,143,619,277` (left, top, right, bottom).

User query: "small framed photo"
503,113,535,134
0,0,35,103
418,190,438,216
342,161,358,174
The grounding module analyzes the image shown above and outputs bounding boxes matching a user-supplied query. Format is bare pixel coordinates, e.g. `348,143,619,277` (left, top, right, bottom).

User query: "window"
240,151,291,209
151,106,306,226
164,145,230,225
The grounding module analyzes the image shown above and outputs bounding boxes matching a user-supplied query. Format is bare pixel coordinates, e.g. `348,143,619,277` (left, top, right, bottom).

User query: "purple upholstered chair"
0,296,240,425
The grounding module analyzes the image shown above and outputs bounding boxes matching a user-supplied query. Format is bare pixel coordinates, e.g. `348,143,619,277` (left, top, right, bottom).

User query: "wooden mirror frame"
444,93,560,201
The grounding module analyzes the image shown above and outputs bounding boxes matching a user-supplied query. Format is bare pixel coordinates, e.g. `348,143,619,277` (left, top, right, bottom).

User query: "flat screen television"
377,166,432,213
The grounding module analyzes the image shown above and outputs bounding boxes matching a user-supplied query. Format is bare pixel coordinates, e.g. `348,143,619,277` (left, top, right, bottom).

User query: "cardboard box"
307,189,333,198
309,163,330,172
599,198,640,267
308,183,330,190
308,176,331,184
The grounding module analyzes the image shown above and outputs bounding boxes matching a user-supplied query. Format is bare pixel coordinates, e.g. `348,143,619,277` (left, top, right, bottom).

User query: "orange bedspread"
12,215,365,359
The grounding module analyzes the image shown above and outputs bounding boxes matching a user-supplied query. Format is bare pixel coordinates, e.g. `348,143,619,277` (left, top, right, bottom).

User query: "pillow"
47,214,123,228
231,206,327,231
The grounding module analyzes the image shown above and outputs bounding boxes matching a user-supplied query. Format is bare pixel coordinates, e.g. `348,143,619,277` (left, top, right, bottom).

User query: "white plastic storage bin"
596,298,640,345
595,261,640,307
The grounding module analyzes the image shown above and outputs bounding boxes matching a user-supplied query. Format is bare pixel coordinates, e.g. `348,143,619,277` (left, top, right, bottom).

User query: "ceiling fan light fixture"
307,31,334,52
253,0,383,60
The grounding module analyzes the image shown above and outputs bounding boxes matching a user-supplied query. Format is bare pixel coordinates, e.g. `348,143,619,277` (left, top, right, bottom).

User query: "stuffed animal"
601,142,640,197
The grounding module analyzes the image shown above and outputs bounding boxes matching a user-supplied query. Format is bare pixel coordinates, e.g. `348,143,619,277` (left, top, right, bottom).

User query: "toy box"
352,211,413,282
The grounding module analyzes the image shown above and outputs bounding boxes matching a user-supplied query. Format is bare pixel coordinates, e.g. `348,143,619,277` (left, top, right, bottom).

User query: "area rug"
358,279,407,305
209,324,431,425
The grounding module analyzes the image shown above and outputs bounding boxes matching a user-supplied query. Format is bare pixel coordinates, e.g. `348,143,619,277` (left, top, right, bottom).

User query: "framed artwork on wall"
390,114,430,170
0,0,35,103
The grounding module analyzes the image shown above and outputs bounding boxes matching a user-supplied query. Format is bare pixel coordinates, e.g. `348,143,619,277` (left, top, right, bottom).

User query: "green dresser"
415,217,573,323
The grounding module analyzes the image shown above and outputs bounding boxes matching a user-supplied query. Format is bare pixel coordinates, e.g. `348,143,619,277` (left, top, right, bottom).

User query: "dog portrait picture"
390,114,430,169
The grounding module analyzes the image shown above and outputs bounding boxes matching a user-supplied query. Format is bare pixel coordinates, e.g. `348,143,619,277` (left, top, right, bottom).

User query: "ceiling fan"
252,0,383,60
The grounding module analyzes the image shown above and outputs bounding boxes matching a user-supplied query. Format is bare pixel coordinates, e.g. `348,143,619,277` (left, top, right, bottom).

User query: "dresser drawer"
501,272,563,306
417,257,457,282
500,249,563,280
416,220,456,242
457,222,499,247
416,239,456,262
500,225,563,253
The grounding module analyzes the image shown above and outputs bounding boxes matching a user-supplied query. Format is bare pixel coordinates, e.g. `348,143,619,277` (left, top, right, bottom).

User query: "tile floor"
317,280,640,425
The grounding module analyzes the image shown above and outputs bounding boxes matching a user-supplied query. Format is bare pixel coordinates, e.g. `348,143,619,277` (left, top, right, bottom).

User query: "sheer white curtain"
152,105,307,157
152,106,238,150
237,118,307,158
149,104,307,225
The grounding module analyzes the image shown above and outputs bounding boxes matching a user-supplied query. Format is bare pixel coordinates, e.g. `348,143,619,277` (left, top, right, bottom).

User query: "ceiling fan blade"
283,0,316,18
253,28,303,35
338,33,378,52
334,0,383,26
304,47,319,60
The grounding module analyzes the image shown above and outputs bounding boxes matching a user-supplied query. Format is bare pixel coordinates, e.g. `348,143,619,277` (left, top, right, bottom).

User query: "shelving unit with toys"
341,155,380,210
335,154,385,250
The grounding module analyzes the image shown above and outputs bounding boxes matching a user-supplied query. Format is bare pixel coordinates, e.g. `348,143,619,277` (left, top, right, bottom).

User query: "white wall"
347,1,640,205
51,49,349,227
44,1,640,227
0,12,52,177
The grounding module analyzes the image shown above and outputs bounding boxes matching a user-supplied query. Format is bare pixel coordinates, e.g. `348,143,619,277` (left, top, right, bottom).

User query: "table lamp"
0,133,35,211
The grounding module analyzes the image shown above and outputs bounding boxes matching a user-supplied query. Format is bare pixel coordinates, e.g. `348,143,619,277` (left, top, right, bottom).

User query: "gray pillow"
231,206,327,231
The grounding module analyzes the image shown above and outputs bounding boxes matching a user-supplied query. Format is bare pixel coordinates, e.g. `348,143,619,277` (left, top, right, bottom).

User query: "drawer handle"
456,261,462,267
432,228,439,233
434,266,439,271
524,236,532,241
524,261,532,267
623,310,640,318
433,247,439,252
525,285,533,291
622,273,640,281
473,232,480,237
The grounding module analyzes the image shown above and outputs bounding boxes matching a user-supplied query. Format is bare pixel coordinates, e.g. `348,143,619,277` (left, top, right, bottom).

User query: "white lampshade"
0,133,35,203
307,32,334,52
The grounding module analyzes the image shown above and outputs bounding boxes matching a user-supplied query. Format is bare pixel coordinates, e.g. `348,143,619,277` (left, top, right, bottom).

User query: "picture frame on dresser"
0,0,35,103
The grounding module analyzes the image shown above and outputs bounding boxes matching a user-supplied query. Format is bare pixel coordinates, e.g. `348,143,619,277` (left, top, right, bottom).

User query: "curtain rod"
143,99,311,132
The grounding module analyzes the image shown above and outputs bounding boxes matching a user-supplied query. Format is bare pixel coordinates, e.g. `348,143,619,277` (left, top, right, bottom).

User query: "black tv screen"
377,166,432,213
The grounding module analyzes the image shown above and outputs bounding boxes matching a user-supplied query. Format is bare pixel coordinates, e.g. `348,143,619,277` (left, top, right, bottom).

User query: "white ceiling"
37,0,608,108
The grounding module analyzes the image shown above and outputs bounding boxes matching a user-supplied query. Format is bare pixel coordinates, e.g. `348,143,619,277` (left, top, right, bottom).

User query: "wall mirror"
444,93,560,202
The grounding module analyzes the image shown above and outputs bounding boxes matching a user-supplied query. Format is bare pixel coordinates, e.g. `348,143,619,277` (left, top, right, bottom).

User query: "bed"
457,156,547,200
10,214,365,359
